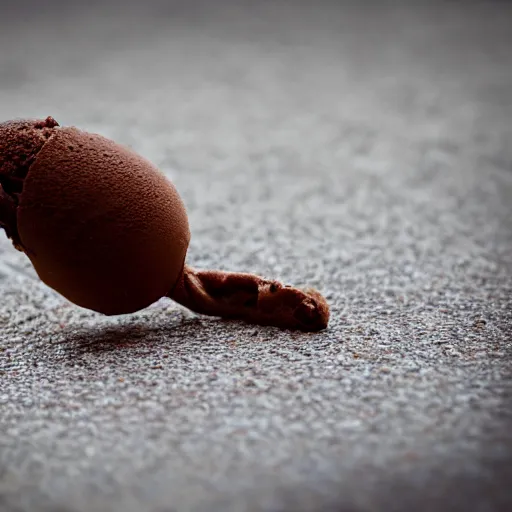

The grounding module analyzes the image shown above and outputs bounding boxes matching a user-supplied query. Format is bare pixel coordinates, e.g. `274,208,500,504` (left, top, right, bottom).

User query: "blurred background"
1,0,511,276
1,1,511,511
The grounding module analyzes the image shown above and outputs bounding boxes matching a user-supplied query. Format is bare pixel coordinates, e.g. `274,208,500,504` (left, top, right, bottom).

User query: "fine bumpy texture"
0,117,58,248
0,117,57,185
1,118,191,315
20,124,190,315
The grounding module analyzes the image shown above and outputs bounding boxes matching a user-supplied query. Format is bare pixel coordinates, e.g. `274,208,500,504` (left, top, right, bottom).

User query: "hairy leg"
170,265,329,331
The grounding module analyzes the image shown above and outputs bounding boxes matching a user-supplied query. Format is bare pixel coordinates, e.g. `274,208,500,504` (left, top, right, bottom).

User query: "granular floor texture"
1,1,511,511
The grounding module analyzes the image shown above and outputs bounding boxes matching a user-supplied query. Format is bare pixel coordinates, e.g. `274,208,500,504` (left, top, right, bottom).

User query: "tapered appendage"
169,265,329,331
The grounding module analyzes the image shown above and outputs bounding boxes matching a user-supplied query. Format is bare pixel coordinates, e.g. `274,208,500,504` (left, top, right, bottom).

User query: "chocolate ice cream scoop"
0,117,329,331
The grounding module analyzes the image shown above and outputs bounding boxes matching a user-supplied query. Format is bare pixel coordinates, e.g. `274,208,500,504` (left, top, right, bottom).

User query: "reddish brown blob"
0,116,329,331
1,117,190,315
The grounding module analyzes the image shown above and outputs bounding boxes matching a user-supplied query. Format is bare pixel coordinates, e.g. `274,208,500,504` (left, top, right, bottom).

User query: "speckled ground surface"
1,1,511,511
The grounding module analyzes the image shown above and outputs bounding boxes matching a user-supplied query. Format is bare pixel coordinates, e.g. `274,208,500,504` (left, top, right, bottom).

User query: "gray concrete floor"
1,1,511,511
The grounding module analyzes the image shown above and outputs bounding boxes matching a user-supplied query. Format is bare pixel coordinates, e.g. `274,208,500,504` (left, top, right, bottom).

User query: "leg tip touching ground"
170,266,330,332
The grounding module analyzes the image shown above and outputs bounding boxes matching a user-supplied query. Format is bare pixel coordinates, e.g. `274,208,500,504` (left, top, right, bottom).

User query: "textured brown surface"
17,126,190,315
172,265,330,331
0,117,57,185
0,117,59,246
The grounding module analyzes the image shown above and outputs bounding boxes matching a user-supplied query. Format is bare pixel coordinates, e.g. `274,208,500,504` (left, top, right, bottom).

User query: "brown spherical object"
1,117,190,315
0,116,330,332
